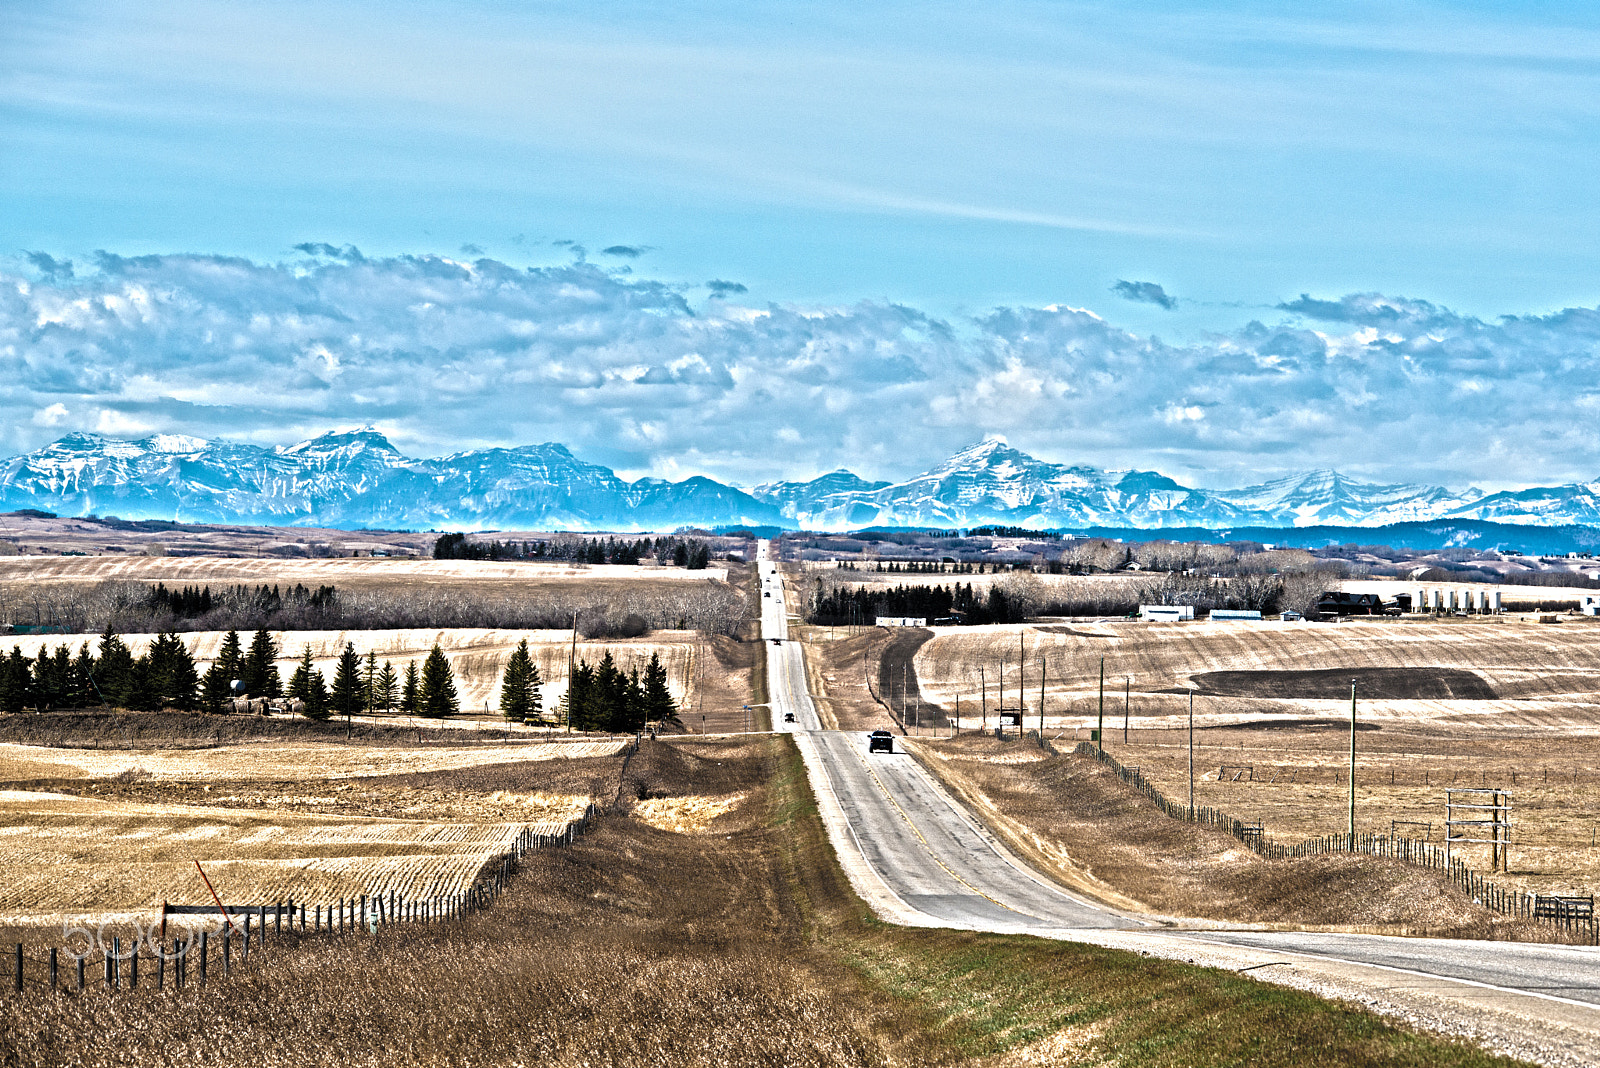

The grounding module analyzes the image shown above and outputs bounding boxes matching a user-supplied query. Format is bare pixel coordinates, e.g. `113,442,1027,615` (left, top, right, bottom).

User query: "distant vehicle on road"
770,638,782,645
867,730,894,754
784,712,796,723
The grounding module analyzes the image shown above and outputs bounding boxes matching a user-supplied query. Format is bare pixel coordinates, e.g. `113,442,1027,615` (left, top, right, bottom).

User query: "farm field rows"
0,789,580,922
906,619,1600,897
0,738,626,782
0,556,728,586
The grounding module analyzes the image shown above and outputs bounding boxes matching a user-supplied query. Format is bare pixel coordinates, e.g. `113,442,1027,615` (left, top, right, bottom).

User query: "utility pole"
1349,679,1358,840
980,666,987,729
1188,689,1195,820
1124,676,1130,744
1018,631,1025,741
1039,658,1046,743
1096,657,1105,753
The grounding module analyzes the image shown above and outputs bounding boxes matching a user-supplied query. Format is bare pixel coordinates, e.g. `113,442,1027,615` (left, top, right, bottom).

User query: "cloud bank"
1113,279,1177,309
3,249,1599,488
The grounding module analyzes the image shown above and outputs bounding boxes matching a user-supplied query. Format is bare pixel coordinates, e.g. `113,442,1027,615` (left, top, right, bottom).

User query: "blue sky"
5,1,1600,489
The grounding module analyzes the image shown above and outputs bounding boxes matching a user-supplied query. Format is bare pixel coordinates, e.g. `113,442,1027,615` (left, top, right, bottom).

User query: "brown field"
0,789,576,922
0,738,626,782
0,555,728,586
909,620,1600,898
0,735,1534,1068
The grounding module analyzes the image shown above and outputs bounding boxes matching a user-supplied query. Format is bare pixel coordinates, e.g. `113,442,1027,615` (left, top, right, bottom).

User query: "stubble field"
910,618,1600,897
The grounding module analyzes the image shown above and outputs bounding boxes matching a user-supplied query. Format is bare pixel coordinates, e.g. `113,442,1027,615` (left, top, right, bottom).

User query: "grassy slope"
0,734,1528,1067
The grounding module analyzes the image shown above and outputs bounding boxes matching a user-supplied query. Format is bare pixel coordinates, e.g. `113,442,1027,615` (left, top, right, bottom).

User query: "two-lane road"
753,542,1600,1039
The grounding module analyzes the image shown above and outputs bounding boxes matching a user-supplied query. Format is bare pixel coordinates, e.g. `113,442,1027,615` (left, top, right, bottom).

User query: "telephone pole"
1096,657,1105,752
1188,688,1195,820
1349,679,1358,840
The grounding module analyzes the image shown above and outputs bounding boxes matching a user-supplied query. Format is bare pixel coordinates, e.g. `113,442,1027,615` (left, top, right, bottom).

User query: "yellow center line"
847,743,1028,917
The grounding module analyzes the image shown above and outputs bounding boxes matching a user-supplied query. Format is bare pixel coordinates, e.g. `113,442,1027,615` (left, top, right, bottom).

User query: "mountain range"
3,430,1599,533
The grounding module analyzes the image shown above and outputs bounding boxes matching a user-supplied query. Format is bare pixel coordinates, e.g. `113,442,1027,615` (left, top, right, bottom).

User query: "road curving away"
755,542,1600,1063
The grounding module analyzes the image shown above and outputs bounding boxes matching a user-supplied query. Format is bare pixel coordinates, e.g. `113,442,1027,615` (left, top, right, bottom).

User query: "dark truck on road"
867,729,894,754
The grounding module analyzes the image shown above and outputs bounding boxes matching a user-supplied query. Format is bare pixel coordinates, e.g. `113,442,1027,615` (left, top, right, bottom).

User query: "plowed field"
0,790,583,922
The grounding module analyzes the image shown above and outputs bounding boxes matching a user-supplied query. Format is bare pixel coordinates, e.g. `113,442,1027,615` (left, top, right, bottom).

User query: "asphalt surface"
754,542,1600,1022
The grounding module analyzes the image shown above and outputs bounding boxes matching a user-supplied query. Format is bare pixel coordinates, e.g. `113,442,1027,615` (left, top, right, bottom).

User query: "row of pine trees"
0,630,679,730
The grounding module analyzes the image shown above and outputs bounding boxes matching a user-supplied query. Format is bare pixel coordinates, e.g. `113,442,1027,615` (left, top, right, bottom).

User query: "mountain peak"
283,426,402,457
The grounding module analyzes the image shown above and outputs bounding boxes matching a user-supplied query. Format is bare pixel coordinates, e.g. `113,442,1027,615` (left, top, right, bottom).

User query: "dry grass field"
0,789,573,923
0,735,1534,1068
0,738,625,782
910,619,1600,898
0,555,728,586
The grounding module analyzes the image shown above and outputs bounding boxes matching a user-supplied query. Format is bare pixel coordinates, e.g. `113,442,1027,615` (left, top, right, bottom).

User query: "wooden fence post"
153,950,161,992
198,932,207,985
49,948,57,993
12,943,19,993
130,945,138,989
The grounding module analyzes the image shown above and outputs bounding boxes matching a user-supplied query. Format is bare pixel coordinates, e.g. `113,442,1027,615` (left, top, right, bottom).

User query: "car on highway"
784,712,796,723
867,729,894,754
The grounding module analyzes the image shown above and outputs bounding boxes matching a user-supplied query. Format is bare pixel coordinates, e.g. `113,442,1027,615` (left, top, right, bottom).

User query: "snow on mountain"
0,430,782,531
0,430,1592,531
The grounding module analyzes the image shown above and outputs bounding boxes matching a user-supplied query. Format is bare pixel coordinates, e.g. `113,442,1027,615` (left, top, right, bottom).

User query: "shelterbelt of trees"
432,533,713,568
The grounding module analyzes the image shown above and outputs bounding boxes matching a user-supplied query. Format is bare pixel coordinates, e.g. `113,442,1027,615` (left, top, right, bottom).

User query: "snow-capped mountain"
1,430,1593,531
0,429,783,531
746,439,1507,530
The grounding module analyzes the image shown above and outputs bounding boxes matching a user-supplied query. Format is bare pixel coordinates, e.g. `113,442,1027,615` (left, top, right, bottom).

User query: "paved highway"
753,542,1600,1033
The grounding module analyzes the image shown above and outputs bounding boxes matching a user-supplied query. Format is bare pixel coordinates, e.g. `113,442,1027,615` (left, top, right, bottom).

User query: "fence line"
1071,742,1598,944
6,803,598,997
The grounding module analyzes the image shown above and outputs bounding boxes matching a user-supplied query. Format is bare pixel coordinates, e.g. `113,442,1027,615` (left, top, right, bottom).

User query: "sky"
5,1,1600,490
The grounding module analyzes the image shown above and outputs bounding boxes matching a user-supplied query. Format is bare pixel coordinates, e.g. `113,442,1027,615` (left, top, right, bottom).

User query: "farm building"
1139,605,1195,622
875,616,928,627
1209,609,1262,621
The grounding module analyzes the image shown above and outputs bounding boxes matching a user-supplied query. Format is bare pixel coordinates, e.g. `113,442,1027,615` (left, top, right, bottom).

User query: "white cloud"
4,251,1600,488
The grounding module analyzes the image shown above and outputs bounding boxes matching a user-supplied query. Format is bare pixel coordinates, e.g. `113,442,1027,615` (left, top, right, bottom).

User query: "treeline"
563,650,678,732
808,581,1032,626
0,627,467,720
966,526,1061,540
143,583,338,620
2,579,747,637
432,533,713,568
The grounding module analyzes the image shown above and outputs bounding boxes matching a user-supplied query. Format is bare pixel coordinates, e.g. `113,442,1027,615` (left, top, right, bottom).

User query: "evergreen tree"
148,632,200,711
375,661,398,713
498,639,539,722
618,666,647,733
418,644,459,718
124,655,160,712
214,631,245,682
241,629,282,697
95,627,135,707
643,652,679,727
566,660,596,730
201,659,235,714
330,643,365,719
287,647,331,720
590,652,626,731
70,644,98,707
0,647,30,713
400,661,420,715
362,651,380,713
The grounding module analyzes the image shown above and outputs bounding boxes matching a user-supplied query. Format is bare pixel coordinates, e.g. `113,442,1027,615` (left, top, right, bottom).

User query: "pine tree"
643,652,679,727
418,644,459,718
124,655,160,712
362,651,379,714
70,644,98,707
95,627,135,707
287,647,330,720
400,661,420,715
215,631,245,681
499,639,538,723
148,632,200,711
241,629,281,698
330,643,365,719
566,660,595,730
375,661,398,713
0,647,29,713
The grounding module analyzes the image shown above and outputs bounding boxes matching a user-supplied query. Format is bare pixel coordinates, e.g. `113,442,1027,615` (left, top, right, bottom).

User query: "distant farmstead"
1139,605,1195,622
875,616,927,628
